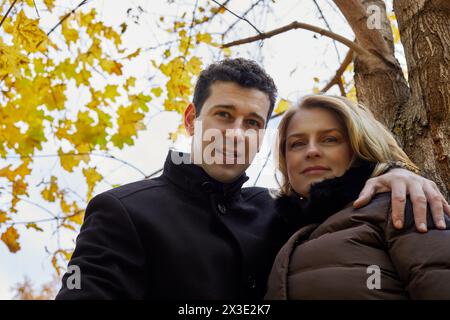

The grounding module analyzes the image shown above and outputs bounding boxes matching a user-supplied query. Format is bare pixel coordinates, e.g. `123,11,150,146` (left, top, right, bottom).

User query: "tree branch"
0,0,18,28
253,148,272,186
332,0,398,67
223,0,265,36
46,0,89,36
222,20,373,57
211,0,262,34
145,168,163,179
4,152,148,178
320,48,353,93
312,0,341,62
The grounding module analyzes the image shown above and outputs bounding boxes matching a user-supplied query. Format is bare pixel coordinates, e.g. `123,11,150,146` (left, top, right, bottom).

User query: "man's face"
186,81,271,183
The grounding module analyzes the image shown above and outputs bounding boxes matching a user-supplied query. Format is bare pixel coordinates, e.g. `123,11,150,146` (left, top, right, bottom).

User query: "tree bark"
394,0,450,195
333,0,411,130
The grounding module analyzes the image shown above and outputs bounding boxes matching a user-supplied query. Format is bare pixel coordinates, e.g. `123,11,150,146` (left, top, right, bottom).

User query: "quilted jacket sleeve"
385,198,450,299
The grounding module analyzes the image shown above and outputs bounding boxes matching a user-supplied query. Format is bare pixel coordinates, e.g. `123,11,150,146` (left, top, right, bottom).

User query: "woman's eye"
291,141,306,148
323,136,338,143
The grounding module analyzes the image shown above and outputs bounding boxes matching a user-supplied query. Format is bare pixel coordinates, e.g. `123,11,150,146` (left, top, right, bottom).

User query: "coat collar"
162,150,250,198
275,161,376,232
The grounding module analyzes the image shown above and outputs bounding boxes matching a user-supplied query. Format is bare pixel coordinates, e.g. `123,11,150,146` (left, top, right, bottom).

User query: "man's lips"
301,166,330,175
216,149,243,160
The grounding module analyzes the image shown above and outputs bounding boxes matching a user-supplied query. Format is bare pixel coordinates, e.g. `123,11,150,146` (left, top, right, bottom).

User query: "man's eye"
246,119,260,127
217,111,231,118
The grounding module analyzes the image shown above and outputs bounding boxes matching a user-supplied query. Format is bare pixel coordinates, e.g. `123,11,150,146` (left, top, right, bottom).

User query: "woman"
265,95,450,299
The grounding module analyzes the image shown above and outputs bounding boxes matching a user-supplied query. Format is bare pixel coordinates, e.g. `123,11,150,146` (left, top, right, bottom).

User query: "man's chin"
203,164,248,183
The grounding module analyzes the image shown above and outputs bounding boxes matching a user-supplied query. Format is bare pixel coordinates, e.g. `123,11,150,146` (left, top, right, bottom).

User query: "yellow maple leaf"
67,209,84,225
41,176,58,202
58,149,89,172
83,167,102,200
104,84,120,102
52,249,73,275
99,59,123,75
13,179,28,196
125,48,141,60
151,87,163,97
0,39,29,78
347,85,357,102
43,84,67,110
196,32,212,44
124,76,136,90
388,13,401,44
44,0,55,12
62,19,79,45
222,47,231,57
274,99,291,115
187,56,202,75
25,223,44,232
0,211,9,224
169,123,187,142
1,226,21,253
12,10,48,53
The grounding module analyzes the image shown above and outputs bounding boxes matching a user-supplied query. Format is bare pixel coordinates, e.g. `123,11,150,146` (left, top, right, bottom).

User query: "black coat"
55,151,288,300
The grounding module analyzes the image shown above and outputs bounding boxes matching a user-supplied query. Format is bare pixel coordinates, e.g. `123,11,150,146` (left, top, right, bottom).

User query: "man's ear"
184,103,196,136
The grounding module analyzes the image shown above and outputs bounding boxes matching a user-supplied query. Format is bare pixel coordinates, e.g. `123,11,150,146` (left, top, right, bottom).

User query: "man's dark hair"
192,58,278,120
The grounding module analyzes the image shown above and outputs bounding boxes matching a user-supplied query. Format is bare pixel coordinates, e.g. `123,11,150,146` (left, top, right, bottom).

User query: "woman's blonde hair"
276,94,418,196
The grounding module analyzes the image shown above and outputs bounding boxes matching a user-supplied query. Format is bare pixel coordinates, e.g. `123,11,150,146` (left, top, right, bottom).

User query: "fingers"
444,200,450,218
408,182,428,233
430,181,450,219
353,180,376,209
390,180,407,229
423,182,446,229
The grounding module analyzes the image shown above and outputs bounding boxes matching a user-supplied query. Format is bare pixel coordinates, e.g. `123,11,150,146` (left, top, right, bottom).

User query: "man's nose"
225,120,246,138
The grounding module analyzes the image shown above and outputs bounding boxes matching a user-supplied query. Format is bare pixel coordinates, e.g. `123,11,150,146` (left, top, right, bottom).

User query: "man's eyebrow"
210,104,236,111
211,105,266,124
287,128,342,139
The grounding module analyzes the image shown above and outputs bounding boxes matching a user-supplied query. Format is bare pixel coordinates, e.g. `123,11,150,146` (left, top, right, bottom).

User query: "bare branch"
337,77,346,96
46,0,89,36
211,0,262,34
223,21,372,57
312,0,341,62
145,168,163,179
5,209,84,226
269,111,286,121
253,149,272,186
0,0,18,28
32,0,39,18
320,48,353,93
1,189,58,219
4,152,148,178
223,0,265,36
332,0,398,67
182,0,199,62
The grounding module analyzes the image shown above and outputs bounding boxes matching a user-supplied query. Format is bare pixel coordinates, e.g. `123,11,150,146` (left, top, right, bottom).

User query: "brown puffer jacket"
265,193,450,299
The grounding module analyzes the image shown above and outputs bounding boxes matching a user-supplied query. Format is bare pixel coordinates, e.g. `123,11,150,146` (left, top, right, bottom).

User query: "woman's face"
285,107,353,197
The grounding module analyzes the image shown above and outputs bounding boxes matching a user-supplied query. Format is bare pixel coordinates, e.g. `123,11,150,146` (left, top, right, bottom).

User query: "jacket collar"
275,161,375,232
162,150,249,198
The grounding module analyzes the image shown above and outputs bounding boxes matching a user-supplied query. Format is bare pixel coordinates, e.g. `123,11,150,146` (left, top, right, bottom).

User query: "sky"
0,0,401,299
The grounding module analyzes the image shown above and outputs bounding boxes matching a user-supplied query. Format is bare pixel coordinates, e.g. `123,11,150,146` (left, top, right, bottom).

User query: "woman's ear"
184,103,196,136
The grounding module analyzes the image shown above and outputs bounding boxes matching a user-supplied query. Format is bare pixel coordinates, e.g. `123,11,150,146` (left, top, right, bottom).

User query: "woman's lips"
301,167,330,175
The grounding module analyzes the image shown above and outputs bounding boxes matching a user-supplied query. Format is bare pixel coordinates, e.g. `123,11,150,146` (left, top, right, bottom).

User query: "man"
56,58,449,299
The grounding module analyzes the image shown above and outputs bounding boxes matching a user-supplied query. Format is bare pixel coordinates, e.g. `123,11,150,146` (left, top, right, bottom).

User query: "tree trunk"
394,0,450,196
333,0,411,129
334,0,449,196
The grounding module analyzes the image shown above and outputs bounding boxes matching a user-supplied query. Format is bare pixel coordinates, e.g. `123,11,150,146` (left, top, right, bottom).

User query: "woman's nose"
305,143,322,158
